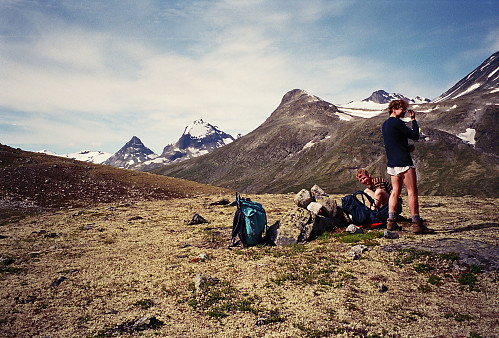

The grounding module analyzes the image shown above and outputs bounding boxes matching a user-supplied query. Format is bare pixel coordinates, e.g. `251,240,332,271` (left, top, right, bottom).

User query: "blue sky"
1,0,498,154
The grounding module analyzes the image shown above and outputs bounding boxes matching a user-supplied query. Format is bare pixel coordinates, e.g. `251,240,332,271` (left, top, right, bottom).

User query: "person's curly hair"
387,99,409,114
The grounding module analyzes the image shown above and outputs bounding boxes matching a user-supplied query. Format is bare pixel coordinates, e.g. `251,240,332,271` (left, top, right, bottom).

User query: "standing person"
355,168,391,208
382,100,434,234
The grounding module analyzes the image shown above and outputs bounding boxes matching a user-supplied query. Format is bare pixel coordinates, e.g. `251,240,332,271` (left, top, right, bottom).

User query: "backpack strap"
229,192,244,247
353,191,377,210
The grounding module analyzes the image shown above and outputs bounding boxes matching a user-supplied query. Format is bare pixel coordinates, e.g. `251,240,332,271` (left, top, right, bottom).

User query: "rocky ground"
0,192,497,337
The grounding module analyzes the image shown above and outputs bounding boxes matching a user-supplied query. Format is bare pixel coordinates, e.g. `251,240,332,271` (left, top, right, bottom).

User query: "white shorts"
387,166,415,177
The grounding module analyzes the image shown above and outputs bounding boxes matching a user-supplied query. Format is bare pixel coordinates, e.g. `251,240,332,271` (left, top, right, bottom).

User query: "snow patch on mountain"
457,128,476,146
37,149,113,164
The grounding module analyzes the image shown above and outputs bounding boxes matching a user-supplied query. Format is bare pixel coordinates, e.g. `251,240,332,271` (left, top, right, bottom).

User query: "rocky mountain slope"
152,52,499,197
133,119,234,171
103,136,157,169
433,51,498,102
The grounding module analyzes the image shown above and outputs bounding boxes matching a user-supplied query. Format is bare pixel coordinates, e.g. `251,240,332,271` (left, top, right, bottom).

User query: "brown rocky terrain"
0,145,498,337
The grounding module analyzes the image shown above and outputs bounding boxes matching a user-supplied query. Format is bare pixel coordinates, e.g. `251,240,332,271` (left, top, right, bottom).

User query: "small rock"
44,232,60,238
50,276,67,288
209,199,231,206
348,245,368,260
347,251,361,260
422,203,443,208
197,253,208,261
194,274,220,295
255,317,267,326
346,224,363,234
383,229,399,239
350,244,368,254
378,282,388,292
188,214,208,225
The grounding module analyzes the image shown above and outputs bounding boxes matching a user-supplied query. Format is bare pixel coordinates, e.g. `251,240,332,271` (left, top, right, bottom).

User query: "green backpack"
230,193,267,247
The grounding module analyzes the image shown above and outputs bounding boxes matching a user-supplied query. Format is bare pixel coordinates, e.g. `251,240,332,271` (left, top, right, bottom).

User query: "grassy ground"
0,193,497,337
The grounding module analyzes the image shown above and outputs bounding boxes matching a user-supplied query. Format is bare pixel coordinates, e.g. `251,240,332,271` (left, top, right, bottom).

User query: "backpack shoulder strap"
353,191,377,210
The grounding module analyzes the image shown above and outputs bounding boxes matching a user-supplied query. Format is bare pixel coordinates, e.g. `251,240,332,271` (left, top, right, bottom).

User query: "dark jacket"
382,117,419,167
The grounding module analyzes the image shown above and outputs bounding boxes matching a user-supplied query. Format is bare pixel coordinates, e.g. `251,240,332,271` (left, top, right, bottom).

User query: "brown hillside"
0,144,230,212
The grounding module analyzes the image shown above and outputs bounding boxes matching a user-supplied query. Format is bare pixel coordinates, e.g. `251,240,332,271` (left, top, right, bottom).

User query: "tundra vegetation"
1,192,497,337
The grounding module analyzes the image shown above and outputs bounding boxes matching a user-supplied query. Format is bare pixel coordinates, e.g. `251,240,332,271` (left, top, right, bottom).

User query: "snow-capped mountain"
336,90,431,120
155,52,498,197
37,149,113,164
433,51,498,102
362,90,431,104
103,136,157,169
134,119,234,171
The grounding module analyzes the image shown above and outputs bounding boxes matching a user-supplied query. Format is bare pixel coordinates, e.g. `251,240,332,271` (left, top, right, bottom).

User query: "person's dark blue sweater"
382,117,419,167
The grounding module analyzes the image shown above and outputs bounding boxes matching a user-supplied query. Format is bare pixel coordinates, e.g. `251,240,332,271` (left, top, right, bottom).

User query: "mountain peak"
103,136,157,169
183,119,218,139
281,89,322,105
127,136,144,146
362,90,430,104
433,51,499,102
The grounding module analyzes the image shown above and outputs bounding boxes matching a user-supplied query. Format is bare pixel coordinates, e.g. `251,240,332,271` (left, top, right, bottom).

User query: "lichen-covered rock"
310,184,327,199
294,189,313,208
315,195,338,218
271,207,339,246
273,207,311,246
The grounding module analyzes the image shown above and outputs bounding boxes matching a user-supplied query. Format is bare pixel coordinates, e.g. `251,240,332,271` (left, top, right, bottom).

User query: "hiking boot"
412,219,435,234
387,219,401,231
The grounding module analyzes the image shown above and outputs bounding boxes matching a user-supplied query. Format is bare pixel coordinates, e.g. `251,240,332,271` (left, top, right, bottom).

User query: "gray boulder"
310,184,327,198
273,207,311,246
271,207,338,246
294,189,313,208
315,195,338,218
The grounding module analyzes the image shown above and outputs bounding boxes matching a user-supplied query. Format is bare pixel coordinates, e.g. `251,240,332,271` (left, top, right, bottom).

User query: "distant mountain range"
39,119,235,170
132,119,234,171
36,51,498,197
38,149,113,163
152,51,499,197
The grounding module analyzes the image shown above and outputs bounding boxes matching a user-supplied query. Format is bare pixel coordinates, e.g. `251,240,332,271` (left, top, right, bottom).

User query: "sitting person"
356,168,391,208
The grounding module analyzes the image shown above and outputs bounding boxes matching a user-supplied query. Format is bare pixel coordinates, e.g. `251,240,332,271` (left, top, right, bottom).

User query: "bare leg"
363,188,375,200
400,167,419,217
374,189,390,208
389,174,403,215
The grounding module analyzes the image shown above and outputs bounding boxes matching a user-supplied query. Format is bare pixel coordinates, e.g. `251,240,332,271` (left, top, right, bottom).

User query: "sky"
1,0,498,155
